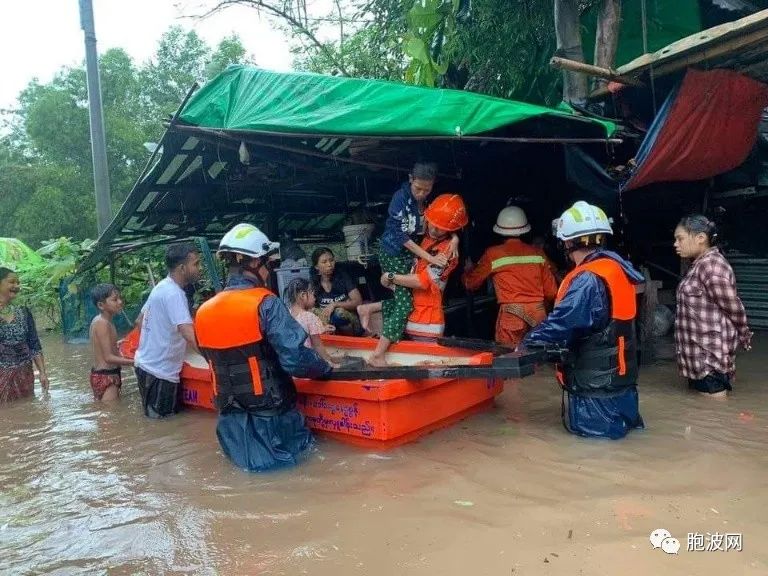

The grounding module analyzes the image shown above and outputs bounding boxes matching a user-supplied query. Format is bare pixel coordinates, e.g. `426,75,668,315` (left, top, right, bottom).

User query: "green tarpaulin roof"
179,66,616,137
79,68,619,272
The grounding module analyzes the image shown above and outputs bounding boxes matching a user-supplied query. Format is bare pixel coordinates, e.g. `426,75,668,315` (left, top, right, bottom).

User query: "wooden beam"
550,56,644,87
591,8,768,98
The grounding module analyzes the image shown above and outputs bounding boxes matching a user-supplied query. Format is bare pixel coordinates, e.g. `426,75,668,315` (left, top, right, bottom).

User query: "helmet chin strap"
238,256,270,286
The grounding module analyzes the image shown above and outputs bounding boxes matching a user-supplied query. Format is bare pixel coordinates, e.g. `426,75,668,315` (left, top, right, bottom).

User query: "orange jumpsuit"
462,238,558,348
405,236,458,340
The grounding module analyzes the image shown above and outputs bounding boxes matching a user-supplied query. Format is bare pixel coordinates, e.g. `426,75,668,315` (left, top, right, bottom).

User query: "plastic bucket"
343,223,375,260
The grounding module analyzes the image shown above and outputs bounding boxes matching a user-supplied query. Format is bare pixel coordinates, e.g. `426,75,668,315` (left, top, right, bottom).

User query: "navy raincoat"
215,274,332,471
523,250,645,439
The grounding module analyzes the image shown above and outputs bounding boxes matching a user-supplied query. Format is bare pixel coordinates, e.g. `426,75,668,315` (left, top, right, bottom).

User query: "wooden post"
554,0,588,105
593,0,623,92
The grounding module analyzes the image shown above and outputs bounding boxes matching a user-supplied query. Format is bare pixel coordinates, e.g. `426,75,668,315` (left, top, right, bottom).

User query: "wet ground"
1,334,767,575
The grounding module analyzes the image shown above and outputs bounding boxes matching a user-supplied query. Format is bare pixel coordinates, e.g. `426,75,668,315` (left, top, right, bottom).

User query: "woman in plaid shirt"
674,215,752,397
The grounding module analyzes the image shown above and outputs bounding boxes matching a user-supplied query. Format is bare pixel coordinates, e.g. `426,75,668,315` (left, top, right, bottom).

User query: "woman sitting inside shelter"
310,247,363,335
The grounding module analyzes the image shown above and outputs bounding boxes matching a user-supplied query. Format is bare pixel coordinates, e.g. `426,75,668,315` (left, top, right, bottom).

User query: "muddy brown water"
1,334,767,575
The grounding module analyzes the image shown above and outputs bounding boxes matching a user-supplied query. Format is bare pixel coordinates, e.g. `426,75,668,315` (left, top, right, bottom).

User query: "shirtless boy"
89,284,133,401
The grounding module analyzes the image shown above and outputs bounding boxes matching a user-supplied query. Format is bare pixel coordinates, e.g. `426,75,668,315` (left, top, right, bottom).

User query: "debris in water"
453,500,475,507
710,508,719,514
567,529,573,539
684,425,691,437
543,557,550,563
367,454,393,460
738,411,754,422
550,553,559,558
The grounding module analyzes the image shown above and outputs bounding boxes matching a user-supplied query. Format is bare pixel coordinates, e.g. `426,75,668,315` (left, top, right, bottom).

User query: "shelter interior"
81,115,619,340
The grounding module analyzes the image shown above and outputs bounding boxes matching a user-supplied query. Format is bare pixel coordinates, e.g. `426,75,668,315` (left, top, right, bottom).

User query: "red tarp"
625,69,768,191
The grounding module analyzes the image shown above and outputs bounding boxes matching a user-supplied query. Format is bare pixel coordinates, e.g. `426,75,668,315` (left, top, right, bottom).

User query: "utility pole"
79,0,112,235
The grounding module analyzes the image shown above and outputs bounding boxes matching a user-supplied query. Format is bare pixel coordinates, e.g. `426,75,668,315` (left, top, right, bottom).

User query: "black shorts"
134,366,183,418
688,372,732,394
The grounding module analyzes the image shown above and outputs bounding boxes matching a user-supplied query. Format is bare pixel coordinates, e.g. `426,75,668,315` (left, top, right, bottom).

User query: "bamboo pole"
550,56,644,87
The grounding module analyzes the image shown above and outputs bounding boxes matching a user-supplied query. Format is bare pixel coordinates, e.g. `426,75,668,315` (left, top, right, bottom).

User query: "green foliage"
17,237,168,332
0,26,252,331
290,0,567,103
295,24,406,80
0,26,252,249
18,238,96,329
402,0,458,86
206,35,252,78
139,27,211,122
446,0,563,104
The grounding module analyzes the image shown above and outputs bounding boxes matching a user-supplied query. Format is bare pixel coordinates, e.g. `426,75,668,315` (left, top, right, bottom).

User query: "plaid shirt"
675,248,751,379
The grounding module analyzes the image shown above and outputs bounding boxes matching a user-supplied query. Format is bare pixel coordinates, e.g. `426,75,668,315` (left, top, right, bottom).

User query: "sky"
0,0,295,110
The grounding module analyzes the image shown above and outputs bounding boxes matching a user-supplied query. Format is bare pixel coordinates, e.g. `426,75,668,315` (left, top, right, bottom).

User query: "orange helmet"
424,194,468,232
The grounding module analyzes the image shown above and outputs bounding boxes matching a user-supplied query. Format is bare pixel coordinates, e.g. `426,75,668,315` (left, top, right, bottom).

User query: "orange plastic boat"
119,329,506,449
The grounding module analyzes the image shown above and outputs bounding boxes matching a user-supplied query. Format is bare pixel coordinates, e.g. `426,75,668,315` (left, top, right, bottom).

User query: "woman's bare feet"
366,354,389,367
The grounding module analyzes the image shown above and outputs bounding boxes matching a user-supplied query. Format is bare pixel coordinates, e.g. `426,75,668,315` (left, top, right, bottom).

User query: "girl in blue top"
368,162,453,366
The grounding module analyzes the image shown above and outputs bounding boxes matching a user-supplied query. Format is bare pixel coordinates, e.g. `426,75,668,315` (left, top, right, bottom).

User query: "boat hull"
120,330,504,449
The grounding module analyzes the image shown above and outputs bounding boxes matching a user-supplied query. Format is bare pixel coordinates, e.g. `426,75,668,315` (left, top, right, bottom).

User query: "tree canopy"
0,27,251,246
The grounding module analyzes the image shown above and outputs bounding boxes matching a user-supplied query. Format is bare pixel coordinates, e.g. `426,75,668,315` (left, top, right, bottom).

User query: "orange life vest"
195,287,296,413
405,236,455,339
555,257,638,396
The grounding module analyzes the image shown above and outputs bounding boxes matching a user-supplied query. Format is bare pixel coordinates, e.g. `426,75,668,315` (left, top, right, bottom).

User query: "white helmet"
493,206,531,236
218,223,280,259
556,201,613,241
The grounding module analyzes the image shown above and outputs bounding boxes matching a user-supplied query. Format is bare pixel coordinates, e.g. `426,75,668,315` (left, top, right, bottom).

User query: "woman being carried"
362,194,466,366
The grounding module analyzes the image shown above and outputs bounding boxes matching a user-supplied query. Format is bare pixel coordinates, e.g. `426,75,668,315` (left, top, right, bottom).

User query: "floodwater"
1,335,767,576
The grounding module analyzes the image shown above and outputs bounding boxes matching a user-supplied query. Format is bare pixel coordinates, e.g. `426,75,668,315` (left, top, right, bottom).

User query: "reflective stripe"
617,336,626,376
491,255,545,270
405,320,444,337
567,207,584,222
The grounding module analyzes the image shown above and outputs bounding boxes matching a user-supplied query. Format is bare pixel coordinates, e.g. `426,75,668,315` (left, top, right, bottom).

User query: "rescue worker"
521,201,645,439
463,206,558,348
357,194,468,346
194,223,333,472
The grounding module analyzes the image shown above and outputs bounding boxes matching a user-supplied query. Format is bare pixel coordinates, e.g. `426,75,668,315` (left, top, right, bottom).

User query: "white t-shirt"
134,277,193,383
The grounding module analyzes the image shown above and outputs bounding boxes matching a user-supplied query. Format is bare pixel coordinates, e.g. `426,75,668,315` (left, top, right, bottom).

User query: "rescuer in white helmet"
521,201,645,439
463,205,558,348
195,223,333,472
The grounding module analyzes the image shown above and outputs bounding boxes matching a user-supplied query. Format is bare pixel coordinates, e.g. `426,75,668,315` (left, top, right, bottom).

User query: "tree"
139,26,211,122
201,0,354,76
207,0,606,105
295,23,406,80
206,35,252,78
554,0,588,104
0,27,252,245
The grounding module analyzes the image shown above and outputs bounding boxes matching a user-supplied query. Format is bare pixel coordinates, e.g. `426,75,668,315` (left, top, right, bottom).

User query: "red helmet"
424,194,468,232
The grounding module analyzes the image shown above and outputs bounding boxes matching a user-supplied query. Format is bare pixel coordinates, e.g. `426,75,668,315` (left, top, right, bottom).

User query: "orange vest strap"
195,287,272,349
556,258,636,321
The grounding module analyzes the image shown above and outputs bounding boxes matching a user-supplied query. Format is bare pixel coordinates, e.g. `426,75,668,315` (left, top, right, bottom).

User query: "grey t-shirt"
134,277,193,382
